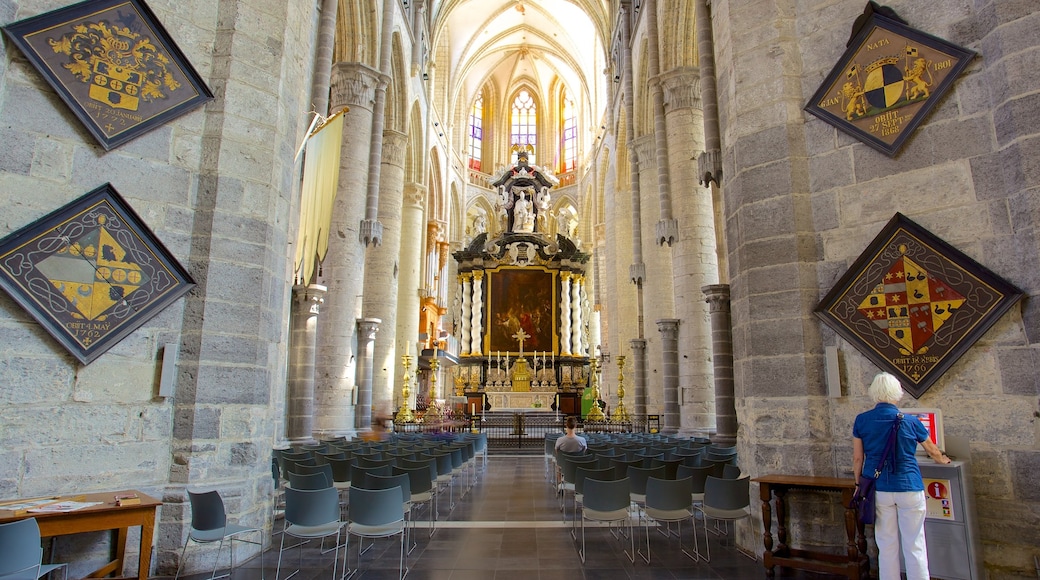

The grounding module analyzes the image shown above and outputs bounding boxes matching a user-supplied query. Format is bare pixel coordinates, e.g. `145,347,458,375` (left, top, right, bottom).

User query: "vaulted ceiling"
430,0,610,127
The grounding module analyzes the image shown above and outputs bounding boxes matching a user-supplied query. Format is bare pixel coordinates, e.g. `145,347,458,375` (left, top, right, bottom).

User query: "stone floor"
171,455,850,580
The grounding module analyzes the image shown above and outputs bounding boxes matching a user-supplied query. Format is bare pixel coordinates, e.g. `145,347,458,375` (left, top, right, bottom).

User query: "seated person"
554,416,587,453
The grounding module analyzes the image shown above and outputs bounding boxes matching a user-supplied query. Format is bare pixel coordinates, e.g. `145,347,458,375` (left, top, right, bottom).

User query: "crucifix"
512,328,530,355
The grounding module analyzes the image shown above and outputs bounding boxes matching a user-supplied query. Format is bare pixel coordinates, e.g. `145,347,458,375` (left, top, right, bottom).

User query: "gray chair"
287,470,330,491
175,490,264,580
626,464,666,510
579,477,635,564
394,464,437,537
640,476,697,563
0,517,68,580
572,466,616,537
346,486,407,579
276,487,344,580
695,475,752,562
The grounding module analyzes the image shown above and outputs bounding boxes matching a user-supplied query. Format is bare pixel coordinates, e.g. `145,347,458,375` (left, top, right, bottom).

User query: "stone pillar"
355,318,381,431
313,62,379,435
309,0,337,116
287,284,325,442
645,0,678,246
630,338,648,419
657,319,680,434
703,285,735,445
470,271,484,354
560,272,573,355
362,130,407,408
661,67,716,432
395,184,425,402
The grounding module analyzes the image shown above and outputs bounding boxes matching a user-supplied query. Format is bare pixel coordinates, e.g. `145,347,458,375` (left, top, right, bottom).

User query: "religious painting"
0,183,195,364
2,0,213,150
486,267,556,355
815,213,1023,398
804,6,975,156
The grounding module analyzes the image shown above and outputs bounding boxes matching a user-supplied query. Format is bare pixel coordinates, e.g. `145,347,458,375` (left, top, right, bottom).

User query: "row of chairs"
175,484,411,580
572,473,752,566
544,432,738,483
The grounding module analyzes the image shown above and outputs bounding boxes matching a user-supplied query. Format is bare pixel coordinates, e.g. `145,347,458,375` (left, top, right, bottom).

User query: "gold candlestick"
398,354,415,423
586,357,606,422
424,355,443,423
612,355,629,422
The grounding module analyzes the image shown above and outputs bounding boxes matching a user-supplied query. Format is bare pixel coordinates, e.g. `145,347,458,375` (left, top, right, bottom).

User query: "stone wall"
0,0,317,575
714,0,1040,576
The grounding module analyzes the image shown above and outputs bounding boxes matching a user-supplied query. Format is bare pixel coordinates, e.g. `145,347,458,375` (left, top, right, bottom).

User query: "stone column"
395,184,425,402
630,339,648,419
309,0,337,116
470,271,484,354
355,318,381,431
657,319,680,434
703,285,735,445
313,63,379,435
362,130,407,408
287,284,325,442
661,67,716,433
646,0,678,246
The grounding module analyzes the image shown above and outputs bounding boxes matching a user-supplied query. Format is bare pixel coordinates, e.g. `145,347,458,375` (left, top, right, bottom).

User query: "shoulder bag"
850,413,903,525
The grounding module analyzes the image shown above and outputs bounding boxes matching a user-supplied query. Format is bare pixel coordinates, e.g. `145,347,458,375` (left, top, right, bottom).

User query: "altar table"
751,474,868,579
0,489,161,580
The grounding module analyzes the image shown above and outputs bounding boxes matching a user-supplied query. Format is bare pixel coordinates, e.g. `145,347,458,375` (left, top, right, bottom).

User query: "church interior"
0,0,1037,577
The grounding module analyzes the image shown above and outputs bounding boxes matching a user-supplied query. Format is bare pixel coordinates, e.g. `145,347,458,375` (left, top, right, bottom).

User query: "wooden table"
0,490,161,580
751,475,868,579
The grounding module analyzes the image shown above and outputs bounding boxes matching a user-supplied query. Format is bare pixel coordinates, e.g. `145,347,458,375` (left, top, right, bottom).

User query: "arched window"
510,89,536,165
561,92,577,173
467,93,483,171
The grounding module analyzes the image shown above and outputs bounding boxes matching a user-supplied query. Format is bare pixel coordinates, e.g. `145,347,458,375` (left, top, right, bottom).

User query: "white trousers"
874,490,929,580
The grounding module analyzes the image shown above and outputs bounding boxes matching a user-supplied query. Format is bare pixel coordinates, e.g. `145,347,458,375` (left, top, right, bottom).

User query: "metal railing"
392,412,652,452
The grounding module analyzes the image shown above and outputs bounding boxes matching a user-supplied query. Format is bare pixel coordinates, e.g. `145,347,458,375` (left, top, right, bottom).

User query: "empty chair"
354,455,394,469
695,476,752,562
326,457,353,489
677,464,716,508
558,454,597,513
287,470,330,491
175,490,264,580
649,457,683,480
421,452,457,513
346,486,407,579
572,466,616,534
349,463,393,489
626,464,667,510
579,477,635,564
394,464,437,537
294,463,335,484
276,487,344,580
0,517,68,580
639,477,697,563
611,457,643,479
722,464,743,479
361,473,414,552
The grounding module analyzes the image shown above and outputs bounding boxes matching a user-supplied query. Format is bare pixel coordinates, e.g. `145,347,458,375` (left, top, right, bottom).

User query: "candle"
471,403,475,415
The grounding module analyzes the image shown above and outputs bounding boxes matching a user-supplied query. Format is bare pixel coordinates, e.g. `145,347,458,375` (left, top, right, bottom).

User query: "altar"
485,391,554,411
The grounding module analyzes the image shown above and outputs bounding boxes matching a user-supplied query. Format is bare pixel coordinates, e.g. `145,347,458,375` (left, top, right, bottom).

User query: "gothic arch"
405,102,423,184
335,0,377,66
386,33,408,133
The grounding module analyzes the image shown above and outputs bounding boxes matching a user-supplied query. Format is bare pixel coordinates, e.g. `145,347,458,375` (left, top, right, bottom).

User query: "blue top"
853,402,929,492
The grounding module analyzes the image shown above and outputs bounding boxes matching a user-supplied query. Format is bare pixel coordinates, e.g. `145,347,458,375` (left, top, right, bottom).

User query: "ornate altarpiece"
452,153,591,415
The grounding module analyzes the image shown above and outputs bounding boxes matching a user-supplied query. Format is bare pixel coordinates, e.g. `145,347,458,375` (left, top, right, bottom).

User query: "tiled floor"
175,456,849,580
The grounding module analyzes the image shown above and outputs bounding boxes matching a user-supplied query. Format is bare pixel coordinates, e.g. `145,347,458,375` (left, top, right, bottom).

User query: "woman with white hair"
853,372,950,580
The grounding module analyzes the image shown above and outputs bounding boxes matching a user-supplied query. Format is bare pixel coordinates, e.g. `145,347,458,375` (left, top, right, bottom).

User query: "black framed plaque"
805,5,975,156
0,183,195,364
815,213,1023,398
2,0,213,150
